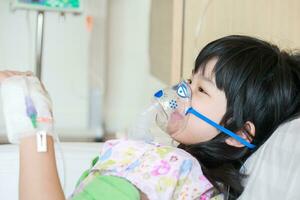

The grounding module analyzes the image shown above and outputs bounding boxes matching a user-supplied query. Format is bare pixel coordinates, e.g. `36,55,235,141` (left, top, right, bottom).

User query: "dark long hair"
178,35,300,199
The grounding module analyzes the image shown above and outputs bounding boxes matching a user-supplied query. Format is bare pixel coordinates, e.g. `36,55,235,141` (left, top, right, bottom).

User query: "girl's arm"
19,135,65,200
0,71,64,199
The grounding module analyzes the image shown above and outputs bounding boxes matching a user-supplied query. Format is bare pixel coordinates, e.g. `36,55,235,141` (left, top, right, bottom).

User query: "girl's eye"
187,78,209,96
198,87,208,95
198,87,205,93
187,79,206,94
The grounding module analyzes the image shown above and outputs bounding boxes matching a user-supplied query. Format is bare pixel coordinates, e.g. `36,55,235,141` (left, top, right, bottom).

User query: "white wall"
104,0,167,136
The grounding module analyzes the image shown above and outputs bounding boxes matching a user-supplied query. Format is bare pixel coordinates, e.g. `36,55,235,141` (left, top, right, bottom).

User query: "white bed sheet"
0,142,103,200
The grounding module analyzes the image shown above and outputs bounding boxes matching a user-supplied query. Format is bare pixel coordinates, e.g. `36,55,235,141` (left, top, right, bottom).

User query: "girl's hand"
0,70,33,83
1,75,54,144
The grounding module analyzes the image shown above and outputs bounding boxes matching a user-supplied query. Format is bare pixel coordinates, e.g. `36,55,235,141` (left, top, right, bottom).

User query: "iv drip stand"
35,11,44,79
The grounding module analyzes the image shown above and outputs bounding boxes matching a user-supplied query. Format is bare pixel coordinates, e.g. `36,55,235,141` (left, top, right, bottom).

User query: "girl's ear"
225,121,256,148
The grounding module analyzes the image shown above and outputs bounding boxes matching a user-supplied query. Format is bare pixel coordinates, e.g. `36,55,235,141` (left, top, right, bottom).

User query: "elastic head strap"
186,107,256,149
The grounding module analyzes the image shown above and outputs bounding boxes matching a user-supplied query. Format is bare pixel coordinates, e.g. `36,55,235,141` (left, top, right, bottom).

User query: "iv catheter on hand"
1,76,66,188
25,78,37,128
24,77,48,153
24,77,66,188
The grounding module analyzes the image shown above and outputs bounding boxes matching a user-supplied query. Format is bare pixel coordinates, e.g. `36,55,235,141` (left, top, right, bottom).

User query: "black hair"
178,35,300,199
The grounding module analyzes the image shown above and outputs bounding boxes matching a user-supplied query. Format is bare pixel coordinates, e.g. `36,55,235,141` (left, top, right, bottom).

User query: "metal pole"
36,11,44,79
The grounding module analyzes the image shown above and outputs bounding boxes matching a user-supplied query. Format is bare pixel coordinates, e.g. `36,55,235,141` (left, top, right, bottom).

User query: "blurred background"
0,0,168,143
0,0,299,144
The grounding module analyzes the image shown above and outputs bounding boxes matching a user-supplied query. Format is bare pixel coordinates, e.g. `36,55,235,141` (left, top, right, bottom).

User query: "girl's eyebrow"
198,75,215,87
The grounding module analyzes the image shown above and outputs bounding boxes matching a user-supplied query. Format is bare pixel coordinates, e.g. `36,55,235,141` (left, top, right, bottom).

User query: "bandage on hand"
1,75,54,144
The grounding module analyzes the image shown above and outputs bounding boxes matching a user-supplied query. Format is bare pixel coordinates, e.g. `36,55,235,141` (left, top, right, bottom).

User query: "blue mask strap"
186,107,256,149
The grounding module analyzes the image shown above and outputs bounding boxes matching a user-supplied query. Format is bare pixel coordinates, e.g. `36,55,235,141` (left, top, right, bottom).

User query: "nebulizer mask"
128,80,256,149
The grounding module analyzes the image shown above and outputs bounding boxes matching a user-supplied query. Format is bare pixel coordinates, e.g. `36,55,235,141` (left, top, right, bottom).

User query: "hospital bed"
0,118,299,199
0,142,103,199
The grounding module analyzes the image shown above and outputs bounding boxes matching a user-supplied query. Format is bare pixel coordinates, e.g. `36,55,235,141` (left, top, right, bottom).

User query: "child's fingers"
5,70,33,76
24,71,34,76
0,70,34,83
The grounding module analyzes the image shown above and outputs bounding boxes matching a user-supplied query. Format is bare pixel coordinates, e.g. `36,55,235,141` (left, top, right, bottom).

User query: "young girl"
1,35,299,200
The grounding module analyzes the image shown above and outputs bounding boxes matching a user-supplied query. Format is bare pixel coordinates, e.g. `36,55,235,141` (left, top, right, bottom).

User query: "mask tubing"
186,107,256,149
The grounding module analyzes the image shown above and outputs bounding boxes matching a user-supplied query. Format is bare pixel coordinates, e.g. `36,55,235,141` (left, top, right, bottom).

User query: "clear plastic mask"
154,80,191,135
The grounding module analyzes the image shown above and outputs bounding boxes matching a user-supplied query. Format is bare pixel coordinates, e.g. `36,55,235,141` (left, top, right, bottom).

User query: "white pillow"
238,118,300,200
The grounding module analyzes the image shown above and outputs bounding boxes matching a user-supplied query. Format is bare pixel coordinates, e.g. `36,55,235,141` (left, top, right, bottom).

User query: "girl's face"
170,58,227,145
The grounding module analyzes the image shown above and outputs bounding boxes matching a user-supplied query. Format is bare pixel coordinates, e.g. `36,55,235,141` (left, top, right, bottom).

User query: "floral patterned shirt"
74,139,218,200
